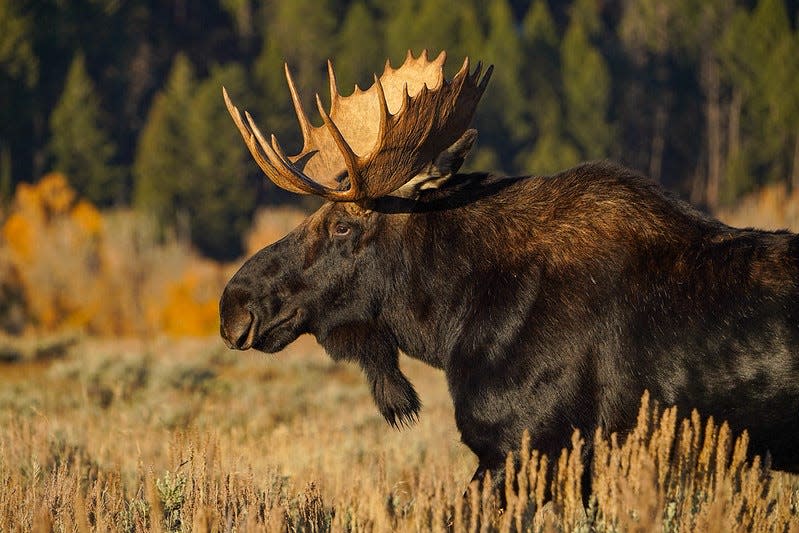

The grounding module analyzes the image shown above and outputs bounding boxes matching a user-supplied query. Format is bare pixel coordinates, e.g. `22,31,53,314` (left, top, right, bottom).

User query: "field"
0,333,798,532
1,182,799,531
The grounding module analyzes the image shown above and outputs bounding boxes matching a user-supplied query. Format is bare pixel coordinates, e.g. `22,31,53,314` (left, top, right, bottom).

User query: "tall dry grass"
716,182,799,232
1,176,799,531
0,337,796,532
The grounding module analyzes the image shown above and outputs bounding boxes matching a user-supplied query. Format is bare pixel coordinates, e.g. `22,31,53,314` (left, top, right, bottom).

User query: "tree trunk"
792,131,799,192
649,102,667,182
704,53,722,211
727,88,742,160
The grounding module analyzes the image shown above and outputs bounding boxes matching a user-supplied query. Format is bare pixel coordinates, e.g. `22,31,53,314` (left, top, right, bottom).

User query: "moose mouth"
246,309,303,353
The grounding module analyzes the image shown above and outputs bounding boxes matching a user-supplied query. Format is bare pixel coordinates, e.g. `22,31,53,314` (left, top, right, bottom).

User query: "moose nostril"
220,285,257,349
222,309,255,349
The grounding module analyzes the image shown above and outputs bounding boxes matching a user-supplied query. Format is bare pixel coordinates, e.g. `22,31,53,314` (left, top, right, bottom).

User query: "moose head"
219,51,492,426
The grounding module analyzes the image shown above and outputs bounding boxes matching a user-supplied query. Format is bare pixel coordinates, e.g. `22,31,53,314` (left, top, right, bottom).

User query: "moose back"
219,51,799,490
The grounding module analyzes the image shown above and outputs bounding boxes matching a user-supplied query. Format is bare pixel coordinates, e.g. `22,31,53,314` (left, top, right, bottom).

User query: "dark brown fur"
220,160,799,496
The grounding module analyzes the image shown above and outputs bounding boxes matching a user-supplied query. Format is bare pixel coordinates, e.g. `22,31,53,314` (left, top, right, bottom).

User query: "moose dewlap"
219,50,799,496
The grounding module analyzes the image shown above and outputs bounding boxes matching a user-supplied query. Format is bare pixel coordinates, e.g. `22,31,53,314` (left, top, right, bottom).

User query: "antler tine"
266,132,330,195
327,59,340,113
373,74,390,140
432,49,447,68
399,82,411,114
455,56,470,80
243,110,326,195
284,64,313,149
314,94,361,199
479,65,494,92
471,61,483,83
227,52,492,202
269,133,286,159
223,88,275,175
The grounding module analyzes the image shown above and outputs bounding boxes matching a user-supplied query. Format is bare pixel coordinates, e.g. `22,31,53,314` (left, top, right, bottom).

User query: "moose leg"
465,462,508,506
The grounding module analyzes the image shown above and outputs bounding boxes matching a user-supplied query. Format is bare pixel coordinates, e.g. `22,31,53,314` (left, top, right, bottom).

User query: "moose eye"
333,222,351,236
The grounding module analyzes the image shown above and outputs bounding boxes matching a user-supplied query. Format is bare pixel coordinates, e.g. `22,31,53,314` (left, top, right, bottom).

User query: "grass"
1,183,799,531
0,335,797,531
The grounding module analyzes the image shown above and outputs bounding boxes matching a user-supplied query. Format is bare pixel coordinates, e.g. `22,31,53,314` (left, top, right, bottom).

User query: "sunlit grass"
0,336,797,531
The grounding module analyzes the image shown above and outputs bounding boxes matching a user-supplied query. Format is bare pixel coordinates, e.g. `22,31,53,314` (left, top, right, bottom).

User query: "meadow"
1,333,798,532
1,179,799,531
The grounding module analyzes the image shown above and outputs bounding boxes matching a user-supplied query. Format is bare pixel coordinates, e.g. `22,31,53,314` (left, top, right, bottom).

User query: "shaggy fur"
221,161,799,494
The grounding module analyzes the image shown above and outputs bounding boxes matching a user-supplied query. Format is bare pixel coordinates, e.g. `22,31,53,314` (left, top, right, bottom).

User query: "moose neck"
375,175,541,372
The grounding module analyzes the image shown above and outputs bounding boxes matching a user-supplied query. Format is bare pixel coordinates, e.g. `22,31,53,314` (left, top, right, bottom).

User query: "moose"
219,50,799,495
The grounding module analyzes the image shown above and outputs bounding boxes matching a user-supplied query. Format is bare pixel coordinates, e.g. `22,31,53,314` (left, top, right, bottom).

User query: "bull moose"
219,50,799,495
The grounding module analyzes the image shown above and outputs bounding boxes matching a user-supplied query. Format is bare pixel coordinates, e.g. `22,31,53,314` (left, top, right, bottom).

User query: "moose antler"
223,50,492,201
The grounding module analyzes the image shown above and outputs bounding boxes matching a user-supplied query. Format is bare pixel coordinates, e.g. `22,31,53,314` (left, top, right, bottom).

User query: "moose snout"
220,285,256,350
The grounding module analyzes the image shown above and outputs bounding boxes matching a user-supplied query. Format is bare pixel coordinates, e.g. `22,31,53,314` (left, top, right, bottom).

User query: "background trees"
2,0,799,259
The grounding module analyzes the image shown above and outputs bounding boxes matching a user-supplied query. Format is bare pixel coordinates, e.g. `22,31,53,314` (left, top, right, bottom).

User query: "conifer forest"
4,2,799,531
2,0,799,260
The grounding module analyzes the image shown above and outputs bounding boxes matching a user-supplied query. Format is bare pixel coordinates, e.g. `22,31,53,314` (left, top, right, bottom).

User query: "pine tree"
618,0,680,182
133,54,195,239
560,4,614,161
265,0,336,98
335,1,384,91
184,63,254,259
384,0,480,63
0,0,38,88
750,0,795,184
134,54,253,259
0,0,38,199
481,0,526,149
516,0,579,174
49,52,122,205
718,0,795,200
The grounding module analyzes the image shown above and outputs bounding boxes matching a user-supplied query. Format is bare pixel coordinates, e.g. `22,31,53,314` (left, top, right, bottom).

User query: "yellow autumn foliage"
161,265,222,336
71,200,103,236
1,212,34,261
0,173,225,336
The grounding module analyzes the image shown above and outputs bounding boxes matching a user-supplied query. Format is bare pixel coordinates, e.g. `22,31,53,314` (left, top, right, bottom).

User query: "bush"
0,173,227,336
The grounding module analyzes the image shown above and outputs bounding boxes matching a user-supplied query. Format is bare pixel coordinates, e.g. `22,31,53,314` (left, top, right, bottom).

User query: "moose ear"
398,129,478,196
432,128,478,177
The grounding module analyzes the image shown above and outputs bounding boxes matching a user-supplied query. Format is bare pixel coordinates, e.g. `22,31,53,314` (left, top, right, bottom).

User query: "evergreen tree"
49,52,122,205
0,0,38,88
383,0,481,64
718,0,795,200
481,0,527,150
0,0,38,199
749,0,795,183
134,53,195,224
134,54,253,259
184,63,254,259
335,1,384,91
618,0,680,182
252,33,296,147
264,0,336,100
517,0,579,174
560,4,614,160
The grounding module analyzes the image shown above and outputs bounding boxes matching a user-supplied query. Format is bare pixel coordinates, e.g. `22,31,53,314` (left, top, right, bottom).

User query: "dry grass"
716,182,799,232
0,337,797,532
2,177,799,530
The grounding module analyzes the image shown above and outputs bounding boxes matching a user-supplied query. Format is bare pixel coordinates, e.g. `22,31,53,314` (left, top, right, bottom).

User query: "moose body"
219,51,799,493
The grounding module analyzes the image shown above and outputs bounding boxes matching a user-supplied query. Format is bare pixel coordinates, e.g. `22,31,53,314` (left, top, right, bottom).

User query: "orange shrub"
0,174,228,337
160,261,224,336
1,173,102,332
